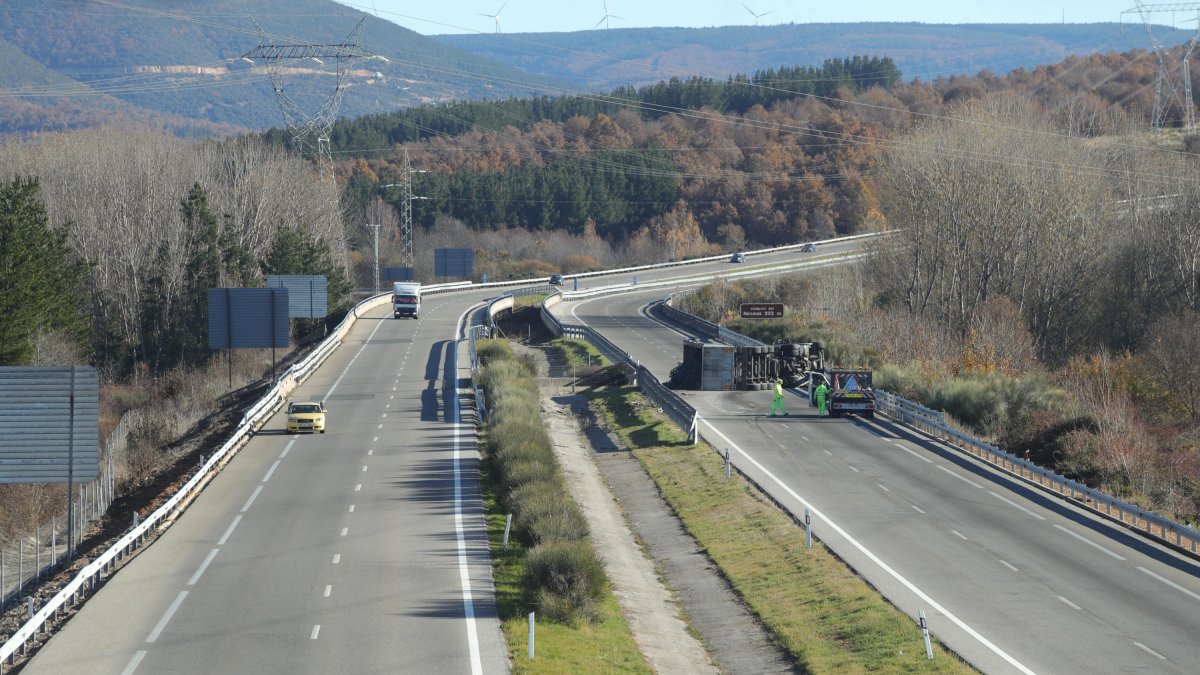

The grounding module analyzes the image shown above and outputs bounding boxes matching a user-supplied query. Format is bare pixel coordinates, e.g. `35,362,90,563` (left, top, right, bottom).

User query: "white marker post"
920,609,934,659
724,448,731,480
503,514,513,548
805,508,812,548
528,611,536,659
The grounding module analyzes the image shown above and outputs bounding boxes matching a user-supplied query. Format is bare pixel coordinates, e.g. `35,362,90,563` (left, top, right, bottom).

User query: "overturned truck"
668,339,825,390
668,340,876,417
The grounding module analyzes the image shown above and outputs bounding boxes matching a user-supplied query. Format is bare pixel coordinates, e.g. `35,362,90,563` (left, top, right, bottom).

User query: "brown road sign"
740,303,784,319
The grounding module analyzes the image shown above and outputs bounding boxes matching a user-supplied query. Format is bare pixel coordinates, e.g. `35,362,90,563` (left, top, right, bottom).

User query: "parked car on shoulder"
730,252,746,263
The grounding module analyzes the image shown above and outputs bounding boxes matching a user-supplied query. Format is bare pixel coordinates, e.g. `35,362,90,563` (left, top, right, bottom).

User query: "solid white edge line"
1136,566,1200,602
239,485,263,513
262,460,281,483
1134,642,1166,660
895,442,933,463
187,548,220,586
120,650,148,675
324,317,387,400
989,491,1047,521
1052,524,1125,560
936,464,983,489
701,420,1035,675
146,591,188,643
453,305,485,675
217,515,241,546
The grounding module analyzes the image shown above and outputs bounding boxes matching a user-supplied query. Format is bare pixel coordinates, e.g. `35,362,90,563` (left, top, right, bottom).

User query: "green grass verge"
482,436,651,674
589,384,977,674
546,338,610,371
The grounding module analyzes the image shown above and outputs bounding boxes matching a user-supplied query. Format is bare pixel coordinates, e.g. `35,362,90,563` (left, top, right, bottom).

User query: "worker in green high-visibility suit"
814,380,830,416
770,378,788,416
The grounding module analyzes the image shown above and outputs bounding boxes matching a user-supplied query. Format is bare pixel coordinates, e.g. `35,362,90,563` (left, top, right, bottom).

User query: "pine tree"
0,177,86,365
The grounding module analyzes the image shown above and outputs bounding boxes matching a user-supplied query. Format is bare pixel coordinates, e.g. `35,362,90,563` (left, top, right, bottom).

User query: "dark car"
730,252,746,263
801,243,817,252
549,274,563,286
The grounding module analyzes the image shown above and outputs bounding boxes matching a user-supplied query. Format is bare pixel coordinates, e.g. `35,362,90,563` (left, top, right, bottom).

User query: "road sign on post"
740,303,785,319
207,288,290,349
266,275,328,319
0,367,100,484
434,248,474,278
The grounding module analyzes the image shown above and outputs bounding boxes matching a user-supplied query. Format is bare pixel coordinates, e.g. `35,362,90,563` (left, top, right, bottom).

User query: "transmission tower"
398,149,428,270
1123,2,1200,131
240,18,384,179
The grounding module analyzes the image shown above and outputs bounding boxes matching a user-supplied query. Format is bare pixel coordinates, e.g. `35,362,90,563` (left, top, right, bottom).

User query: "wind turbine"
743,4,774,26
479,1,507,33
594,1,623,29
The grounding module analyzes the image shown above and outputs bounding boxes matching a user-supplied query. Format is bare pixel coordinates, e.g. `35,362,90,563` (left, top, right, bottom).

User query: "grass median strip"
589,384,976,673
477,339,649,673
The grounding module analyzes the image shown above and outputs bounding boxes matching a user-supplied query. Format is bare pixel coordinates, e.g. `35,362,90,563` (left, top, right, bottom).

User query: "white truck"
392,282,421,319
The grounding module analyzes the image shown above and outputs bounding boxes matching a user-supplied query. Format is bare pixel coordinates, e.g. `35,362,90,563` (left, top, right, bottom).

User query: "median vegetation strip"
588,383,976,673
476,339,649,672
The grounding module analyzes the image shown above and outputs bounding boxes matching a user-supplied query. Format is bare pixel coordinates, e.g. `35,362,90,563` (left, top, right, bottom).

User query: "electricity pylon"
381,149,427,271
240,18,384,179
1123,2,1200,131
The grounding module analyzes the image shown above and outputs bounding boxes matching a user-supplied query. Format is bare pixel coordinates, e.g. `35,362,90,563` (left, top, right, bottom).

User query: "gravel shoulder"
543,391,796,674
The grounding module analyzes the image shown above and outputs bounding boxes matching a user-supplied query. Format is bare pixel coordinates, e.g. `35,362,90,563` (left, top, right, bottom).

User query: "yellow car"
286,401,327,434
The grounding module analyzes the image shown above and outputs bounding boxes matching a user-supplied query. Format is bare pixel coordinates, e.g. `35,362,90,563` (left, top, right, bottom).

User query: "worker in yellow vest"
771,378,788,416
814,380,830,416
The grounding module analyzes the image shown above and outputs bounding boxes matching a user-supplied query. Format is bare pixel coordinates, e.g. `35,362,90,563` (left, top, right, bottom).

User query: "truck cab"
392,282,421,319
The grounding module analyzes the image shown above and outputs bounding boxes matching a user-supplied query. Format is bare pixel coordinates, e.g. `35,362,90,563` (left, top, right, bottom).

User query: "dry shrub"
522,540,608,625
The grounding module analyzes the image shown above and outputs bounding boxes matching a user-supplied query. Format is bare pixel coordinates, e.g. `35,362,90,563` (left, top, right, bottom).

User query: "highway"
19,243,852,674
557,289,1200,674
24,296,506,674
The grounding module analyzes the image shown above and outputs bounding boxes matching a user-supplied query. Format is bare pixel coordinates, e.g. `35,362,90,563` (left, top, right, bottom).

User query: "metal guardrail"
541,294,697,444
872,391,1200,555
0,279,484,667
658,299,1200,558
0,235,889,664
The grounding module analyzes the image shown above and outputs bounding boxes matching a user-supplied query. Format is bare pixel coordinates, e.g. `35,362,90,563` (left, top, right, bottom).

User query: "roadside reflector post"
528,611,536,659
920,609,934,659
805,508,812,548
503,514,513,548
724,448,731,480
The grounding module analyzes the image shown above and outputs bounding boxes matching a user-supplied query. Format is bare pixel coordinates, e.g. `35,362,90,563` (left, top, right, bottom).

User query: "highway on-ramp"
557,289,1200,674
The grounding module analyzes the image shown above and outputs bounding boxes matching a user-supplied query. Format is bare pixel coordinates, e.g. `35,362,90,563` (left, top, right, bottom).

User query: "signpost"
739,303,785,319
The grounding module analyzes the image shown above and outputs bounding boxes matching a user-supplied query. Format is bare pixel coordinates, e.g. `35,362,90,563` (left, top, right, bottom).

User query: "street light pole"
364,222,381,292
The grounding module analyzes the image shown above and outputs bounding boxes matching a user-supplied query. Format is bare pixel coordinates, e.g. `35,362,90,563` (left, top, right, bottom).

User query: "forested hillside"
436,22,1190,91
0,0,562,136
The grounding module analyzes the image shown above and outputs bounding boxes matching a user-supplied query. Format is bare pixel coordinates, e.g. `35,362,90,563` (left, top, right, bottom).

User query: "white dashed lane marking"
999,560,1019,572
1058,596,1081,611
1053,524,1124,559
990,492,1046,521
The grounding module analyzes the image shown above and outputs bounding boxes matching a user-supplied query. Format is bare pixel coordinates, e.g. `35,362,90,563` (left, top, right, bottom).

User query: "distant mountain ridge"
0,0,563,137
435,22,1191,90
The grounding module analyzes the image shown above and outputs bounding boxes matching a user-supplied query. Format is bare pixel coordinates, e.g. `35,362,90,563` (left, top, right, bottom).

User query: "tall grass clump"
477,339,607,625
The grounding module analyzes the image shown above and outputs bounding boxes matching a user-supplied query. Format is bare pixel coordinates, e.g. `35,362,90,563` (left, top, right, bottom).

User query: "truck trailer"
392,282,421,319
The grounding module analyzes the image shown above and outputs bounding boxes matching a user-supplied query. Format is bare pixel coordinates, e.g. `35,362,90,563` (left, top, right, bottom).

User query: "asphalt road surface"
25,296,506,675
20,239,868,675
557,289,1200,675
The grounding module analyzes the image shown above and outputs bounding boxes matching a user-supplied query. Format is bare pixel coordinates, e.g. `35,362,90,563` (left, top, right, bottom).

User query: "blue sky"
332,1,1174,35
